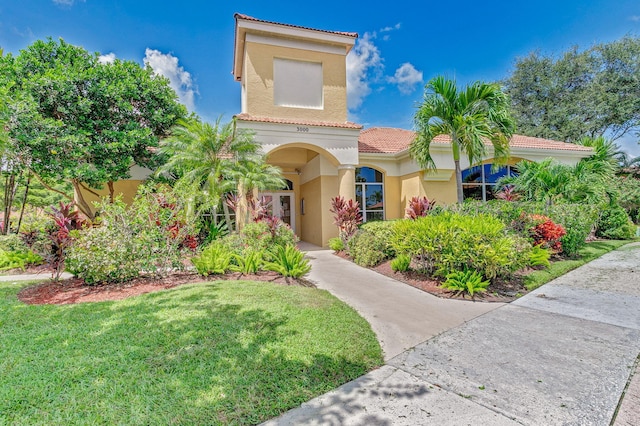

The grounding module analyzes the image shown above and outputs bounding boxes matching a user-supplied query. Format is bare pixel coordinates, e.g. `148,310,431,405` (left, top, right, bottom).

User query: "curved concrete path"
264,242,640,425
298,243,503,361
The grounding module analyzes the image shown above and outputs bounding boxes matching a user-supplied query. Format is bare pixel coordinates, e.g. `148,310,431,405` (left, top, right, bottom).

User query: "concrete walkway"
265,243,640,425
0,271,73,282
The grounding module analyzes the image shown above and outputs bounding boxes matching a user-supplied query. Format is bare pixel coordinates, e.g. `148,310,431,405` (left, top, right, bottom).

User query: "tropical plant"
494,185,520,201
329,196,362,246
230,249,264,274
191,243,234,276
328,237,344,252
529,214,566,252
442,269,490,299
347,220,396,267
596,205,636,240
0,249,42,271
46,202,85,280
405,196,435,219
412,76,516,204
528,245,551,268
264,245,311,278
390,254,411,272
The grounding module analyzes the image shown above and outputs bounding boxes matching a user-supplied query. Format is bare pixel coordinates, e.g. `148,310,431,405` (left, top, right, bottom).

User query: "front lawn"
0,280,382,425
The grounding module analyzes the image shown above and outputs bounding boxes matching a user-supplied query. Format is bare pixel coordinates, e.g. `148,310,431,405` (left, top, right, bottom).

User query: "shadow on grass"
1,281,382,425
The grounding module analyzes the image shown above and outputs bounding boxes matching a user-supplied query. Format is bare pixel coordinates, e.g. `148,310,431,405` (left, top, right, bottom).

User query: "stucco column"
337,164,356,201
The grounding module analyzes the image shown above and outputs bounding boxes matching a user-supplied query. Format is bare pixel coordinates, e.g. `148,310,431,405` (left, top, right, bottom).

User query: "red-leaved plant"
494,185,520,201
405,196,436,219
329,196,362,245
529,214,566,253
47,202,85,281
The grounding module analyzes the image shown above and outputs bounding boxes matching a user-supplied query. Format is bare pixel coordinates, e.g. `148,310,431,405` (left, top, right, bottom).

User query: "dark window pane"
355,185,363,207
462,166,482,183
356,167,383,183
463,185,483,200
366,211,384,222
365,184,384,209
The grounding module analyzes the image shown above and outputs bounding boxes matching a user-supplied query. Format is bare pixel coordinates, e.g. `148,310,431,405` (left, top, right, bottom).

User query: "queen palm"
412,76,516,204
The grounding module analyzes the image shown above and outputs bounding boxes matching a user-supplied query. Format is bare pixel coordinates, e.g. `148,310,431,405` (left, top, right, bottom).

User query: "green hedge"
347,220,396,267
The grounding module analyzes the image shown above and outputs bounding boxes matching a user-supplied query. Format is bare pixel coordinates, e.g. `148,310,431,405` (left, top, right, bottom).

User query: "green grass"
0,280,383,425
524,239,637,291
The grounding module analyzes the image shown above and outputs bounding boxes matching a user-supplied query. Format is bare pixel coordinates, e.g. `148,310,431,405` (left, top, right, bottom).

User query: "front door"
261,192,295,230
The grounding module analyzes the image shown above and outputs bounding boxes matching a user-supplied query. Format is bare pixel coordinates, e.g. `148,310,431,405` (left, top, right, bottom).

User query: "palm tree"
157,116,259,224
412,76,516,204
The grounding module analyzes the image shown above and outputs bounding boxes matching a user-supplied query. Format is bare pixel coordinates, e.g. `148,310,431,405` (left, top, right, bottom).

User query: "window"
462,164,515,201
355,167,384,222
273,58,323,109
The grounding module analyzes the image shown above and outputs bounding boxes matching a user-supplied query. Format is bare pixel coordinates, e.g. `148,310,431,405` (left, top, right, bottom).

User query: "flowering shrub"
529,215,566,252
47,202,85,280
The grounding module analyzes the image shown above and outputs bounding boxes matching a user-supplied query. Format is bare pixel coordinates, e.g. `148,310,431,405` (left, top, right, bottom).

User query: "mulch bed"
347,255,528,303
15,270,314,306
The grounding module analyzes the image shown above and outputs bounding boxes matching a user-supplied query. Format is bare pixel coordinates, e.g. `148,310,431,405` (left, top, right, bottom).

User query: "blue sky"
2,0,639,155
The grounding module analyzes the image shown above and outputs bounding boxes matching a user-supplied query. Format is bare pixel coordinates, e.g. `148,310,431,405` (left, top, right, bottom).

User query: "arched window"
355,167,384,222
462,163,515,201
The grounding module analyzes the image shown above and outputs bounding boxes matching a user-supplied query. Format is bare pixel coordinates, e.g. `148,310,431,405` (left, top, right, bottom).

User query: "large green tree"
412,76,516,204
504,37,640,143
0,38,186,219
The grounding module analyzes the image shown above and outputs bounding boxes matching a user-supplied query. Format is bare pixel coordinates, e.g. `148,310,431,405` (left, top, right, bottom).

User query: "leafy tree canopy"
0,38,187,218
503,36,640,143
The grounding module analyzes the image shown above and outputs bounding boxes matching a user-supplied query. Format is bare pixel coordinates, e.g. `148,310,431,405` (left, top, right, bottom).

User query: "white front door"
261,192,295,230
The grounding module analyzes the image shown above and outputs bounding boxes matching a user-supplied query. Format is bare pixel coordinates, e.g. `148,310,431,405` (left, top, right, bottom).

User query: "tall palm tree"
412,76,516,203
157,116,260,223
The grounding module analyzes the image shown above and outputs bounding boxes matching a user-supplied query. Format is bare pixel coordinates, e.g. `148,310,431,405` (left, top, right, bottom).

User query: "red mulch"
342,254,528,303
17,271,314,306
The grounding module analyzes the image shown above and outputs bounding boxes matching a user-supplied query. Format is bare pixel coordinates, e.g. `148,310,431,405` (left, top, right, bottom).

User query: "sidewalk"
0,271,73,282
266,243,640,425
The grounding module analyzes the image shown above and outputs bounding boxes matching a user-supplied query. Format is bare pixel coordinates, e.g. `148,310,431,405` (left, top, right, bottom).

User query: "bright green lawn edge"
524,239,639,291
0,280,383,425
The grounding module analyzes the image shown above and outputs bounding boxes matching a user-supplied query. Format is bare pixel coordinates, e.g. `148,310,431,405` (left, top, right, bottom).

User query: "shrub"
347,221,396,267
66,185,197,284
0,234,28,252
391,212,525,280
528,245,551,268
405,196,435,219
227,219,298,261
47,202,85,281
191,243,234,276
0,249,43,271
264,245,311,278
529,214,566,252
328,237,344,252
596,205,636,240
66,224,141,284
390,254,411,272
230,249,264,274
442,269,490,299
330,196,362,246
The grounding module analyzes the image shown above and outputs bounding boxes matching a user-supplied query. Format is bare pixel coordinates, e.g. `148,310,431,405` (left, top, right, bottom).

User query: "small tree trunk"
16,172,32,234
107,181,115,203
454,159,464,204
71,180,95,220
222,195,233,232
3,173,17,234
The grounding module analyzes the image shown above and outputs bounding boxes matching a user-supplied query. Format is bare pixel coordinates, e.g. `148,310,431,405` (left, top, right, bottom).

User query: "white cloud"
98,52,116,64
143,48,196,111
630,15,640,22
380,23,401,32
388,62,423,94
346,32,383,111
53,0,84,6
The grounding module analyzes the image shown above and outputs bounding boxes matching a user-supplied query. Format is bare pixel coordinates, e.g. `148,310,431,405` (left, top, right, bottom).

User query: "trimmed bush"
0,235,28,252
347,221,396,267
391,212,529,280
596,205,637,240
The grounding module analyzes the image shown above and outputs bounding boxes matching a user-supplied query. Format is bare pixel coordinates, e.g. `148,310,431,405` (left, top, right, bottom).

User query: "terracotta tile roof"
235,113,363,129
234,14,358,38
358,127,593,154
